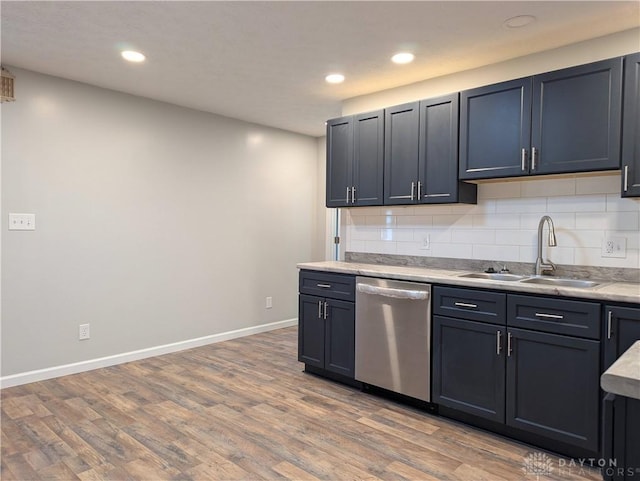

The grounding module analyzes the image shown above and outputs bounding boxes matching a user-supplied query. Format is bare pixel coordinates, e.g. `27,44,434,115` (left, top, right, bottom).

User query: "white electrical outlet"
79,323,90,340
602,236,626,258
420,234,431,250
266,297,273,309
8,213,36,230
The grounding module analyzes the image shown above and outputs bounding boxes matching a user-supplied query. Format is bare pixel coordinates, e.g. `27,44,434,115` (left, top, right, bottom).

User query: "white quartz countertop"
601,341,640,400
297,261,640,304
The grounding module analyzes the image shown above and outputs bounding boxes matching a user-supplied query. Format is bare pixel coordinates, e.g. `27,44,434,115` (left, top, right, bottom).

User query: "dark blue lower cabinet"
432,316,505,422
506,327,600,452
324,299,355,378
298,294,355,379
603,394,640,481
432,291,601,457
298,294,326,369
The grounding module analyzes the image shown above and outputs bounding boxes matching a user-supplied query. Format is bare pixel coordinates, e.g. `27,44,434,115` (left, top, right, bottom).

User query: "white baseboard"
1,318,298,389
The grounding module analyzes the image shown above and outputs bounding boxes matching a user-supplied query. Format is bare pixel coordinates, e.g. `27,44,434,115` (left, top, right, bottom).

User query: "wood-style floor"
2,327,602,481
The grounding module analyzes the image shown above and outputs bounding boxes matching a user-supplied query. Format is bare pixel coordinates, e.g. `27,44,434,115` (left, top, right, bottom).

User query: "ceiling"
2,1,639,137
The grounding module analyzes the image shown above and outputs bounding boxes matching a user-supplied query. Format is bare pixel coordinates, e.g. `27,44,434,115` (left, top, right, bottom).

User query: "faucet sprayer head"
546,217,557,247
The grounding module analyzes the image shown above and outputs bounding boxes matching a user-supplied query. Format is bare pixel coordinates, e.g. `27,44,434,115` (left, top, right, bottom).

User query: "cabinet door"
622,398,640,480
459,78,532,180
326,116,353,207
298,294,325,368
432,316,506,423
506,328,600,452
418,94,477,204
604,305,640,369
531,57,623,175
353,110,384,206
623,52,640,197
384,102,420,204
324,299,355,378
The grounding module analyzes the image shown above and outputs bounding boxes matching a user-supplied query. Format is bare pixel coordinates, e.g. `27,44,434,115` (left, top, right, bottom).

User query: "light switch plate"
9,213,36,230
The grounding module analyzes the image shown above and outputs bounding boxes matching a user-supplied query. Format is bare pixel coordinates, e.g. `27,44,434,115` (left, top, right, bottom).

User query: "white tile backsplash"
344,174,640,269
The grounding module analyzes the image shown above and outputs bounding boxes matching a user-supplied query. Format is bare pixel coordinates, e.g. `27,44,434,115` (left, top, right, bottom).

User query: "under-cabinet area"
297,262,640,469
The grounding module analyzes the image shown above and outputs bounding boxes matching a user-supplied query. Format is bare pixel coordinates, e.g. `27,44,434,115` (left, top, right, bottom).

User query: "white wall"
1,68,319,378
342,29,640,270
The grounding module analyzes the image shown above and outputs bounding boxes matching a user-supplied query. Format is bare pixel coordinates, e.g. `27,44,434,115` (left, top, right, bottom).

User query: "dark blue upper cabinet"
459,78,532,180
326,111,384,207
326,116,353,207
622,52,640,197
532,57,623,175
384,98,476,205
419,94,477,204
460,57,624,180
384,102,420,205
353,110,384,206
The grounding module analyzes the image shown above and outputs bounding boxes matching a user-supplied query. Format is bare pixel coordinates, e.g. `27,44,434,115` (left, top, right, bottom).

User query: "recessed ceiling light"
391,52,415,64
325,73,345,84
121,50,146,63
503,15,536,28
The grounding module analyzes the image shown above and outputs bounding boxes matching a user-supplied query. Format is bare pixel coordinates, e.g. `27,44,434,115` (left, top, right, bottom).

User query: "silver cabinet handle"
521,148,527,172
351,186,356,203
535,312,564,320
318,300,323,318
531,147,538,171
346,187,351,203
624,166,629,192
410,181,415,201
316,283,331,288
323,301,328,320
496,330,502,355
507,332,513,357
454,302,478,309
607,310,613,340
417,181,422,200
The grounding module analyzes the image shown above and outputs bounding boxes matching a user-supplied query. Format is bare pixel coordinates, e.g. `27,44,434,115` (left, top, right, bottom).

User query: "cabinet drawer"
507,295,600,339
299,270,355,301
433,286,506,325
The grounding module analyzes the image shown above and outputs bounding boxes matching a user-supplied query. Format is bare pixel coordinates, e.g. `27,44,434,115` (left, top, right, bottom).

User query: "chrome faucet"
535,215,557,276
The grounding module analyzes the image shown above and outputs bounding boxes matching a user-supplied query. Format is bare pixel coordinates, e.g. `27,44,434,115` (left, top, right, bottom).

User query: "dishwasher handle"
356,283,429,301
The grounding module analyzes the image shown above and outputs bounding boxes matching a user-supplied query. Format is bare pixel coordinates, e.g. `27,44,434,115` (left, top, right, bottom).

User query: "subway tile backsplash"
343,174,640,270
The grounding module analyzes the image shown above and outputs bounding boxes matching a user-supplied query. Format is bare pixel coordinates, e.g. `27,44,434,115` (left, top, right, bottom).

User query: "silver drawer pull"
496,330,502,355
323,301,328,320
507,332,513,357
316,283,331,288
535,312,564,320
454,302,478,309
318,301,323,318
607,310,613,339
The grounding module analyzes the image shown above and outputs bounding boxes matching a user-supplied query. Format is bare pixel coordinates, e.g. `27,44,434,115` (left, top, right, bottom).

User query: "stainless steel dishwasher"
355,277,431,402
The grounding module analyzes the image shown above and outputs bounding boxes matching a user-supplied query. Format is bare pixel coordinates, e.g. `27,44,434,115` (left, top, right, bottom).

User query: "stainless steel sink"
519,276,601,289
458,272,528,282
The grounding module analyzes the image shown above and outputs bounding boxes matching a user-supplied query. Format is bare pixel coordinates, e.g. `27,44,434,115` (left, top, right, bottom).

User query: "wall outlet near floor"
265,297,273,309
8,213,36,230
601,236,626,258
79,323,90,340
420,234,431,250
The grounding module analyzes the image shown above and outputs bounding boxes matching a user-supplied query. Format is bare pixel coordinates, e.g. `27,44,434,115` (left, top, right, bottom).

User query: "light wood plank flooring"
2,327,602,480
